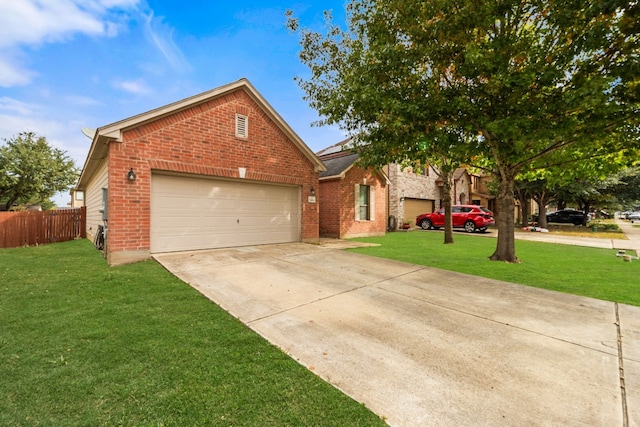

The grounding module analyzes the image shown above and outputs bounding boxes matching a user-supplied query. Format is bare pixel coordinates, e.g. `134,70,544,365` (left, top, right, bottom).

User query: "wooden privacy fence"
0,207,86,248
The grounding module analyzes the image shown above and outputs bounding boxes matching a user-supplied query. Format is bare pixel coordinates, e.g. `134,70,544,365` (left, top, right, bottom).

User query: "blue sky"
0,0,348,205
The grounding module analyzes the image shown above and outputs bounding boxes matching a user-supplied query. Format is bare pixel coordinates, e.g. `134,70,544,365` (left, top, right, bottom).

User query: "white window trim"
354,184,375,221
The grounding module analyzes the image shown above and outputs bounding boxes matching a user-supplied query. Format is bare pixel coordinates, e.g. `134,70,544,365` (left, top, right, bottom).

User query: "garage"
151,174,300,253
404,198,434,225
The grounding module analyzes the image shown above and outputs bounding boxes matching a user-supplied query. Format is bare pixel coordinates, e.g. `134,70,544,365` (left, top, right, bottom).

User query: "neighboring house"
470,172,535,223
435,167,473,206
386,163,441,228
470,172,495,211
76,78,325,265
316,140,388,238
69,189,85,208
316,138,500,232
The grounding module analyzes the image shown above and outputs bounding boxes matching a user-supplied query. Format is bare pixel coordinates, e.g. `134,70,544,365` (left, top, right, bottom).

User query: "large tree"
288,0,639,262
403,128,473,244
0,132,78,210
518,139,638,227
611,166,640,209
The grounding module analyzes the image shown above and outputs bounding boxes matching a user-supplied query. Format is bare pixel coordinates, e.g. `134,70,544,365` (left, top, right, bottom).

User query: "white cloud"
0,57,36,87
0,97,40,116
0,97,90,163
114,79,152,95
0,111,92,168
0,0,141,86
143,12,191,73
0,1,119,48
64,95,104,107
0,113,62,144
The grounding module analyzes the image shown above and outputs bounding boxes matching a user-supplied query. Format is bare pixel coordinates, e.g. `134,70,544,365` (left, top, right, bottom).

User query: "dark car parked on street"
416,205,495,233
546,209,585,226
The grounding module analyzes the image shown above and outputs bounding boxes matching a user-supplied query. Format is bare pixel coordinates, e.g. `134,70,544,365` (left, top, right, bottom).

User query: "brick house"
316,140,388,238
386,163,441,228
75,79,325,265
317,139,497,231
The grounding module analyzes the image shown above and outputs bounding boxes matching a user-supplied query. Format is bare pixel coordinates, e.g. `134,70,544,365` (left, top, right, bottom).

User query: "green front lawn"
350,231,639,306
0,240,386,427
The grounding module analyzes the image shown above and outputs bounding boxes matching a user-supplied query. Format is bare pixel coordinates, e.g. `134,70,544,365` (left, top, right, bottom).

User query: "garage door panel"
404,199,434,225
151,175,300,253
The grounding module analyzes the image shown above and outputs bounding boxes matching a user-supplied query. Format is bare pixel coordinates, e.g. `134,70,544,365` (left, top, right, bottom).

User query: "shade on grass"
350,231,639,307
0,240,387,426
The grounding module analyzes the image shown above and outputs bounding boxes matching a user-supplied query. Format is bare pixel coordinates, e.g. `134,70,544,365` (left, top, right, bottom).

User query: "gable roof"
453,167,469,180
435,167,471,185
317,138,389,183
77,78,325,188
319,152,360,179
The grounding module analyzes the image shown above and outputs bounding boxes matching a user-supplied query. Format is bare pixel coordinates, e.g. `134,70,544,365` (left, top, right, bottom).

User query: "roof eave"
238,79,325,172
319,174,343,181
76,78,326,188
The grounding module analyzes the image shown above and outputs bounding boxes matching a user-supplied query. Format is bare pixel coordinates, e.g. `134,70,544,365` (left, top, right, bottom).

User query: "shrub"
587,221,621,232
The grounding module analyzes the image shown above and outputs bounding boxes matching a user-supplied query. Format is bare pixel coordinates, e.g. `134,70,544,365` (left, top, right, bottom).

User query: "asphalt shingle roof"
319,152,359,178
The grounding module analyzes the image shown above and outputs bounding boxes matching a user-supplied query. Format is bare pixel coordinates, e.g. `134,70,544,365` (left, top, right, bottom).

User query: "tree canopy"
0,132,78,210
288,0,640,262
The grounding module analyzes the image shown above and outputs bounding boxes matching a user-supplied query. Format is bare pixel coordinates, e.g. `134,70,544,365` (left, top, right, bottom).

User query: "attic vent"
235,114,248,138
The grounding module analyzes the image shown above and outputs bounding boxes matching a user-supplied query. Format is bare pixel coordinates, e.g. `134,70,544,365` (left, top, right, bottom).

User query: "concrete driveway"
154,242,639,427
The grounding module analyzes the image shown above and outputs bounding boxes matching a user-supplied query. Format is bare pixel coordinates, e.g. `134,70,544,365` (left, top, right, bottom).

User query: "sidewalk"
514,219,640,253
612,219,640,252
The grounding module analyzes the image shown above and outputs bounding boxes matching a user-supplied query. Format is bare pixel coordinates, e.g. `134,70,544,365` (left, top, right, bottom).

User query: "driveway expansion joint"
246,283,372,325
615,302,629,427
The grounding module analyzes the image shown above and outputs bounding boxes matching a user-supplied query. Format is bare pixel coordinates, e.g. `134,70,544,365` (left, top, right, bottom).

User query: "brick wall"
105,89,319,263
318,179,341,237
340,167,387,238
319,166,386,239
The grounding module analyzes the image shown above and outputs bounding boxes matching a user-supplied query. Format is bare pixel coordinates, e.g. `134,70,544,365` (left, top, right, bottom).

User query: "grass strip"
0,240,387,427
350,231,639,306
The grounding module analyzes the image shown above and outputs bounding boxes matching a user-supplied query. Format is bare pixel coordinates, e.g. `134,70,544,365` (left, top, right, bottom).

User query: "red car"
416,205,495,233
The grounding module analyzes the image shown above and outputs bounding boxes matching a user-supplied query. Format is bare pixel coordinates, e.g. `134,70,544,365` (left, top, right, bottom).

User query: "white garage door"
151,174,300,253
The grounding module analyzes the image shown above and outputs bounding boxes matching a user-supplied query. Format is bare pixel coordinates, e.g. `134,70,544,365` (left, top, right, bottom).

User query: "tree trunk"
581,201,591,226
518,193,531,226
537,204,549,228
532,190,553,229
5,194,19,211
442,170,454,244
490,175,519,263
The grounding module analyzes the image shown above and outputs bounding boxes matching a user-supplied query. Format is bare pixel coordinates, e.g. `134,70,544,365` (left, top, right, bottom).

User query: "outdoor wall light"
310,187,315,196
127,168,137,181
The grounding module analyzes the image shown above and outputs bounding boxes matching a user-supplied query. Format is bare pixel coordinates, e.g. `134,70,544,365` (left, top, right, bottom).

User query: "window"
359,185,370,220
235,114,248,138
75,191,84,201
100,188,108,221
413,165,429,176
354,184,375,221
